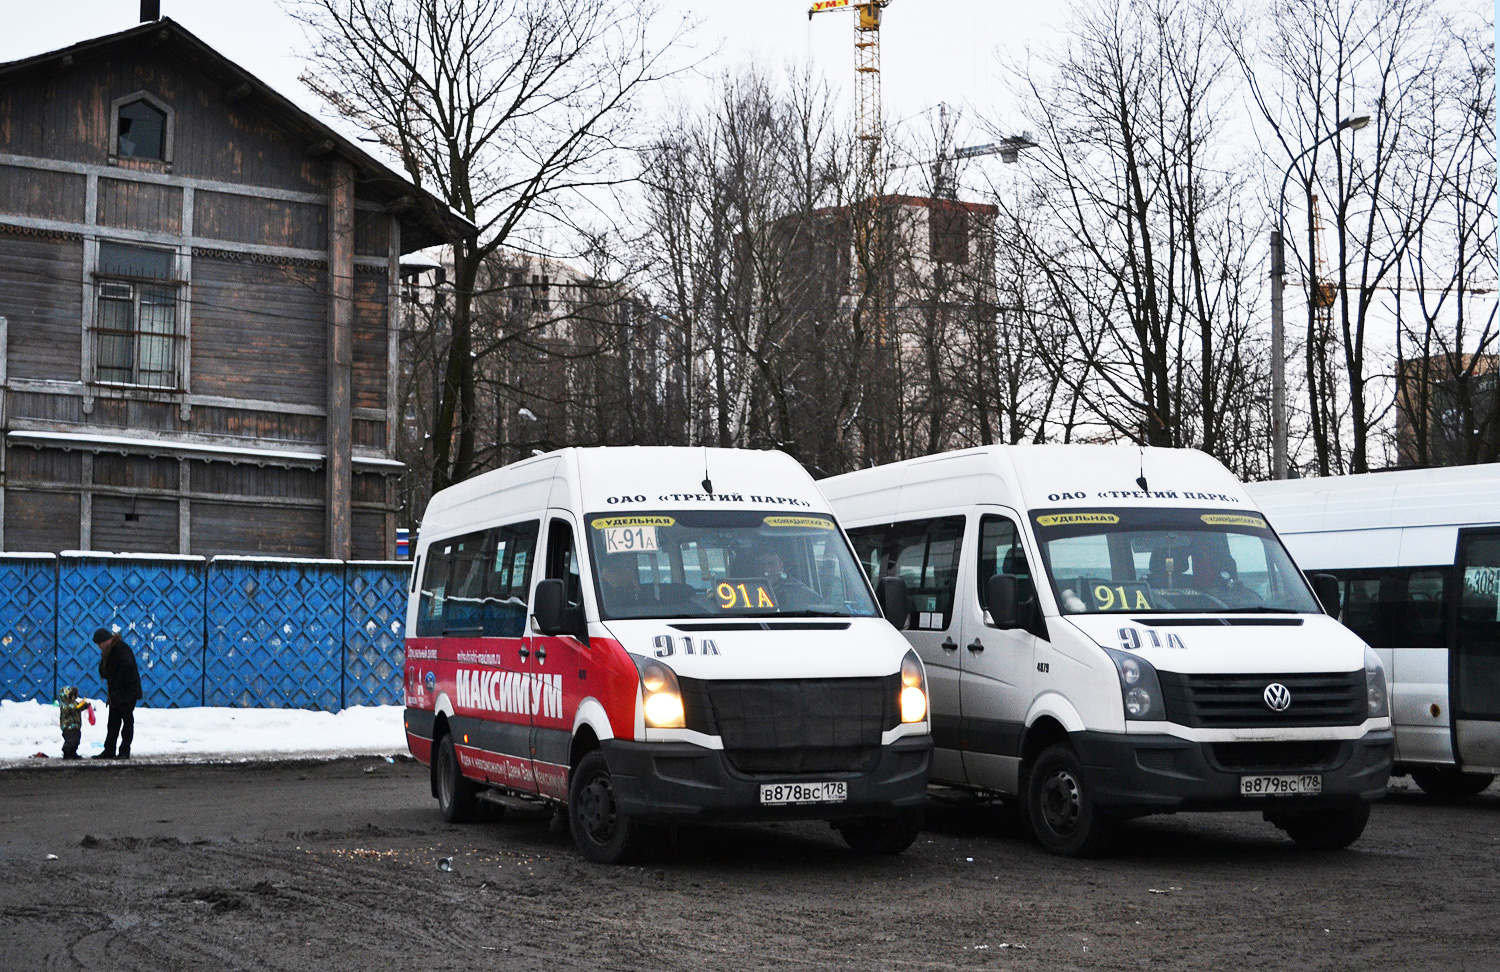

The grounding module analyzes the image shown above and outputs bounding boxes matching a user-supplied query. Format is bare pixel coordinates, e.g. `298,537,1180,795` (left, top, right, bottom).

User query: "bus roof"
1247,464,1500,535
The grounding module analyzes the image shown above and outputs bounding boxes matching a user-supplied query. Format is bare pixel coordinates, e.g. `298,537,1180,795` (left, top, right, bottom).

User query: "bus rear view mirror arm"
877,576,909,628
1311,573,1341,617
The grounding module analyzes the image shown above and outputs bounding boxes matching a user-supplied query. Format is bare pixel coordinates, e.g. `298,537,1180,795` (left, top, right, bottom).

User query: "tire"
568,749,646,864
1025,743,1111,857
838,810,924,856
435,733,479,824
1276,801,1371,850
1411,767,1495,799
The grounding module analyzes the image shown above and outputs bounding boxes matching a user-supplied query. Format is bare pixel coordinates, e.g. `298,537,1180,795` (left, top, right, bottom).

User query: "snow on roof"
7,431,403,468
399,251,444,270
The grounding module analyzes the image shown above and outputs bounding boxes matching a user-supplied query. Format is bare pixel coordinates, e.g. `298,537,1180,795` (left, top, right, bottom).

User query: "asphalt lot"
0,757,1495,972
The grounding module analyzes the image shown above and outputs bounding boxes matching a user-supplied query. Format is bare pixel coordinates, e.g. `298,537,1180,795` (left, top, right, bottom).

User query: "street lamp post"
1270,114,1369,480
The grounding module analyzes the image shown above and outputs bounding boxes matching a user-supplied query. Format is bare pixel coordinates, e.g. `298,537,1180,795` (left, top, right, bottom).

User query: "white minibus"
1249,464,1500,797
404,446,932,863
822,445,1393,855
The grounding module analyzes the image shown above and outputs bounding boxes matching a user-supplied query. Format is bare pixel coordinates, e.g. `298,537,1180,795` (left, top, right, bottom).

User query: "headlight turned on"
630,654,686,729
900,649,928,724
1364,646,1389,719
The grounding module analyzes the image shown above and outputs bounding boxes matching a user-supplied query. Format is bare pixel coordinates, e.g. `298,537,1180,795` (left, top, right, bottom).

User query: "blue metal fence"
0,555,57,704
345,563,409,708
206,559,347,711
0,556,410,711
58,555,207,710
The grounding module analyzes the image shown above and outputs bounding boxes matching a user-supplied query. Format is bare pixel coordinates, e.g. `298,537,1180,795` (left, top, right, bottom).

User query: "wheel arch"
571,697,615,765
1021,715,1074,769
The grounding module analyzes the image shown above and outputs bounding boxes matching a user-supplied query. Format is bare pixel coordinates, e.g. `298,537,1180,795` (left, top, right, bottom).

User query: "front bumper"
1074,728,1394,815
600,735,933,823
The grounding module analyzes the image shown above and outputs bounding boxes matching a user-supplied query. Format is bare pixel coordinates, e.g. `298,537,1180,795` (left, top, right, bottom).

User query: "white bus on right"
1248,464,1500,798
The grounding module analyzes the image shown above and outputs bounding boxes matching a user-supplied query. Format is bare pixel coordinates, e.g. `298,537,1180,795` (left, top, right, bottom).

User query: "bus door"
1454,528,1500,773
526,514,586,801
849,516,968,785
959,511,1039,794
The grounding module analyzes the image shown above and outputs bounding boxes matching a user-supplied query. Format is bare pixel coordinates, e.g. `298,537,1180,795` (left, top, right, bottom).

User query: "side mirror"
533,578,566,635
986,573,1019,628
1311,573,1341,617
876,576,908,628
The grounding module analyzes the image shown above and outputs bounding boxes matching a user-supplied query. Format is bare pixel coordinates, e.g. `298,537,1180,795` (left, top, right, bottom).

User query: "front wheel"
838,810,923,855
436,733,479,823
1411,767,1495,799
1272,801,1371,850
568,750,646,864
1025,743,1111,857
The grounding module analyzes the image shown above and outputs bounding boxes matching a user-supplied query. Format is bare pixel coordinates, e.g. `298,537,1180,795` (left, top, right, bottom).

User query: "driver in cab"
757,550,817,611
600,555,647,610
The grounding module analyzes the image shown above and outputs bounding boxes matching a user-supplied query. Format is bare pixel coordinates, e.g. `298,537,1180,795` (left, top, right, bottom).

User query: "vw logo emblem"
1263,683,1292,712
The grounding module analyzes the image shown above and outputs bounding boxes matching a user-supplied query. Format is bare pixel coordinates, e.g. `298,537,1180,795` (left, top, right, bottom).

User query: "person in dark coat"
93,627,142,759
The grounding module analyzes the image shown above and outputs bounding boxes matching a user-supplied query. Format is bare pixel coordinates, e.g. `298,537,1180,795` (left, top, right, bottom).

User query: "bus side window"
889,517,964,631
484,521,538,638
446,532,490,633
1397,569,1448,649
1333,572,1395,650
545,518,582,609
845,525,890,586
416,543,453,637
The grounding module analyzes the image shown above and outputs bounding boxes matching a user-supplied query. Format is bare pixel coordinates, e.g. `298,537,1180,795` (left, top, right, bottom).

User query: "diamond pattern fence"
345,563,411,707
206,559,347,710
0,557,408,711
0,555,57,703
58,555,207,710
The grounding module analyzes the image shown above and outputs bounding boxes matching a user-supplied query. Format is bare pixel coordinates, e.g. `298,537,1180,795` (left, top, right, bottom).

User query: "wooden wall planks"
97,177,182,234
91,494,179,554
191,501,324,557
190,254,327,405
0,164,86,223
0,230,84,380
194,190,325,250
0,56,328,195
4,490,80,550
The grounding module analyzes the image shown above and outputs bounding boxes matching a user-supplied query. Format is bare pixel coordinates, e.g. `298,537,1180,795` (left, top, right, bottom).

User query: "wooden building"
0,17,470,558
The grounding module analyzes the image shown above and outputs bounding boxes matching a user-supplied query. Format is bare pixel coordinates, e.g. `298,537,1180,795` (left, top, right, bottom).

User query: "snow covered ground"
0,699,408,765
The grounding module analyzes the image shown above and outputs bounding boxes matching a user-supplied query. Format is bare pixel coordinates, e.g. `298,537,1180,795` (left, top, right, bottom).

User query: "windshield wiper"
1215,606,1302,613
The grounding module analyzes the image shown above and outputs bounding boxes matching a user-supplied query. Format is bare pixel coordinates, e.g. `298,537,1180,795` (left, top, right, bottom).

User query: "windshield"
586,510,880,620
1031,508,1320,614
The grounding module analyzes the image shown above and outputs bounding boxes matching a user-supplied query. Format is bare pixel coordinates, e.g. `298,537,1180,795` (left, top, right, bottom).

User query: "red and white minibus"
403,447,932,862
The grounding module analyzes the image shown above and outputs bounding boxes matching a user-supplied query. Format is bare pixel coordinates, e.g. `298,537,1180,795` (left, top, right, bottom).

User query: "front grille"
1159,671,1366,728
680,676,898,775
1210,741,1343,771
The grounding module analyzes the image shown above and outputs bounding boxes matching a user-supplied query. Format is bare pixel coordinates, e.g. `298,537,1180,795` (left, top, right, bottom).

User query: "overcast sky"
0,1,1059,155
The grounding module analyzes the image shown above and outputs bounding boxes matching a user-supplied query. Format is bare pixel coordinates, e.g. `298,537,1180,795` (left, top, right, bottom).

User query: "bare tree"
636,66,890,475
1226,0,1464,474
291,0,690,493
981,0,1260,469
1391,18,1498,465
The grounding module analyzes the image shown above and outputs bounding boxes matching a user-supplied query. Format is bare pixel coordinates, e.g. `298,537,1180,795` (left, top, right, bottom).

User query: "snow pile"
0,699,407,763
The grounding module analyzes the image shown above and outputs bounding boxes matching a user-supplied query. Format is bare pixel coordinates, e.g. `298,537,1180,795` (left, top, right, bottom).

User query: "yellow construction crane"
808,0,892,194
